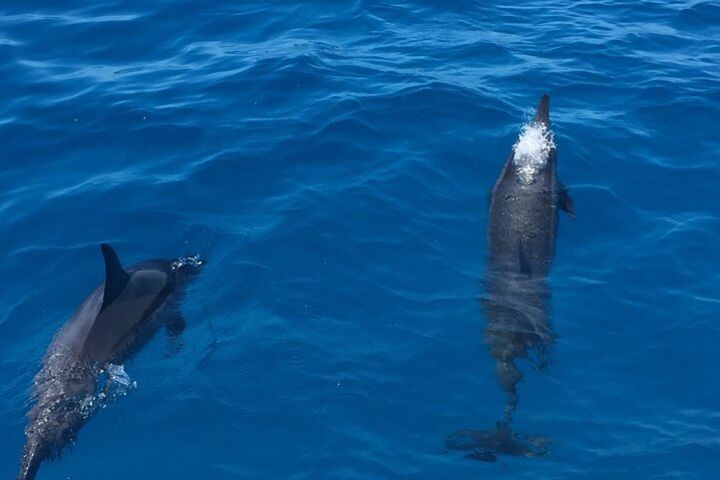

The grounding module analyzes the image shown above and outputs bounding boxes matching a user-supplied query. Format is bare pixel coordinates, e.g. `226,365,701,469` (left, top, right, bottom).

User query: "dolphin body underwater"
447,94,573,461
17,244,204,480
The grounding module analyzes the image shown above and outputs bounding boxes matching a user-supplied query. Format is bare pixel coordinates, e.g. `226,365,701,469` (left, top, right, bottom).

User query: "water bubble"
171,255,204,271
512,122,555,185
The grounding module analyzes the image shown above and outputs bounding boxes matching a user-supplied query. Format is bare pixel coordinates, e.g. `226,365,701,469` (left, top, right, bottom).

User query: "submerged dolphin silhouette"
17,244,204,480
483,94,572,420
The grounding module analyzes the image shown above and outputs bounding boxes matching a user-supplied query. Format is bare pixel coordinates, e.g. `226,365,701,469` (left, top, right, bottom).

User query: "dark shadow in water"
445,421,551,462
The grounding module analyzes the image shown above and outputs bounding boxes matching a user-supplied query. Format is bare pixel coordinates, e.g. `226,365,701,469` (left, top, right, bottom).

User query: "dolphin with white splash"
17,244,204,480
483,94,573,420
447,94,572,461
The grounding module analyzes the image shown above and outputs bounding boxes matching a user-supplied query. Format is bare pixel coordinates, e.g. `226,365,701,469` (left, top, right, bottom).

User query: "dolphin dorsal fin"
100,243,130,313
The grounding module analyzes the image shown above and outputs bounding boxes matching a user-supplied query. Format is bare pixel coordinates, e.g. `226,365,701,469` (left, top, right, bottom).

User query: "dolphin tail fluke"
533,94,550,127
445,423,550,462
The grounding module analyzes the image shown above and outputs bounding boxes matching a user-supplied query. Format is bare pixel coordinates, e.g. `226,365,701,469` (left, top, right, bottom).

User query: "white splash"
512,122,555,185
106,363,136,391
80,364,137,418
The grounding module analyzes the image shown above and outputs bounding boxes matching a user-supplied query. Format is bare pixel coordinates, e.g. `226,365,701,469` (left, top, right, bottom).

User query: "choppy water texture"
1,1,720,479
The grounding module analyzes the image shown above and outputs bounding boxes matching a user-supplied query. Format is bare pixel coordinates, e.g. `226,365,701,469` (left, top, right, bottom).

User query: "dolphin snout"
17,438,45,480
171,254,206,278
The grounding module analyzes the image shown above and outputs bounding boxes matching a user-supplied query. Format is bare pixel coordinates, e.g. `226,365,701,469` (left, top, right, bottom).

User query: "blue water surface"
1,1,720,478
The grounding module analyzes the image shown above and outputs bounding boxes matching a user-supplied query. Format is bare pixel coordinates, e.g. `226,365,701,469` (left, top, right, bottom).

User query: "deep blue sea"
1,1,720,479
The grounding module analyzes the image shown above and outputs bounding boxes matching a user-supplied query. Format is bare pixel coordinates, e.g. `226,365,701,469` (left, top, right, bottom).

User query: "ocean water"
1,0,719,478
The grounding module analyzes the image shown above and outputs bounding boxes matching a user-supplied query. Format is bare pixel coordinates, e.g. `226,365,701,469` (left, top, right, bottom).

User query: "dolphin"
483,94,573,420
17,244,204,480
444,95,572,462
445,95,574,462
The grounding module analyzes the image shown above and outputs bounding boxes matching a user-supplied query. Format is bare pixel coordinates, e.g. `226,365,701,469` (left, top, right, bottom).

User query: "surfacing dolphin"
483,93,572,420
446,94,572,461
17,244,204,480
